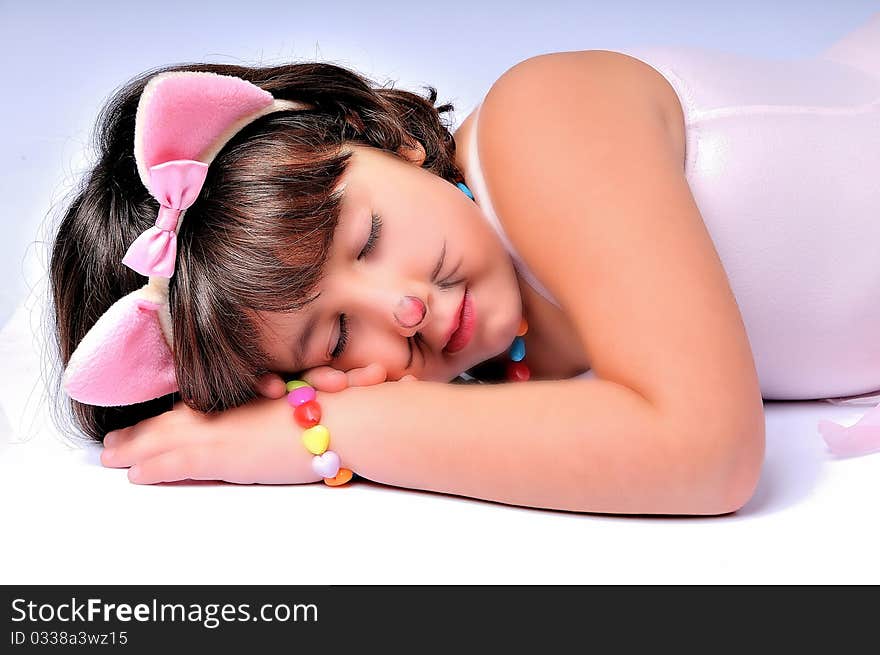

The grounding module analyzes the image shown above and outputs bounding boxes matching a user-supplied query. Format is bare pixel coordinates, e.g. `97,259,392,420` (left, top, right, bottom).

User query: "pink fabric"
63,292,178,406
139,71,274,175
121,160,208,278
126,71,277,278
818,405,880,457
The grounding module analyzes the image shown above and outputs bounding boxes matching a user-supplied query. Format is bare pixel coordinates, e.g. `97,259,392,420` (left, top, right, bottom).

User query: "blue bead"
510,336,526,362
456,182,474,200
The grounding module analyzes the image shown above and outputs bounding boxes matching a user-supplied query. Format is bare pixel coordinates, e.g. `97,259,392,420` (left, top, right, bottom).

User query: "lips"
441,289,466,351
443,286,474,354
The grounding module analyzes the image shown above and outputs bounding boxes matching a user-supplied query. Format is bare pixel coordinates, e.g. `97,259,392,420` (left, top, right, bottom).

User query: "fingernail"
129,466,142,482
104,431,117,446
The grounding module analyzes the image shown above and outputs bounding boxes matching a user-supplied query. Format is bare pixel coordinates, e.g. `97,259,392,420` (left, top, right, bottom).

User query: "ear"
396,139,427,166
63,287,178,406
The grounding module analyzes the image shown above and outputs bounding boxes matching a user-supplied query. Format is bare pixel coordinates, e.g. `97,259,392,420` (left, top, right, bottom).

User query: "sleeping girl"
49,13,880,514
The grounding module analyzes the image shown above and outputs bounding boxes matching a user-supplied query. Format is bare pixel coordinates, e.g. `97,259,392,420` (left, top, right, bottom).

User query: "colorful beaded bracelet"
285,380,353,486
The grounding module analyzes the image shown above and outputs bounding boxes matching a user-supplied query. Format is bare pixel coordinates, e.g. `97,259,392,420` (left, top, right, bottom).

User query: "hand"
100,396,325,485
254,363,418,398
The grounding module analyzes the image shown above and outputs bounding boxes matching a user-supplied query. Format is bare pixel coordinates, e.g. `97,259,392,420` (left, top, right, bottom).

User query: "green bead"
285,379,311,392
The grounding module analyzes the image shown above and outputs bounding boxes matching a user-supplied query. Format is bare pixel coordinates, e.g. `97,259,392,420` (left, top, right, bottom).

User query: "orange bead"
517,317,529,336
506,360,531,382
294,400,321,428
324,468,353,486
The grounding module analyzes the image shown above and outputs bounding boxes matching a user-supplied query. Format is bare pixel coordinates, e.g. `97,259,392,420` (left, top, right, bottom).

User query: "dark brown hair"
47,59,469,444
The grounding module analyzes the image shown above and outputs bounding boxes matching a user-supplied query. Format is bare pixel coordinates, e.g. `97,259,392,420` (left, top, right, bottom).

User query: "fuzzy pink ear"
134,71,276,191
63,290,178,406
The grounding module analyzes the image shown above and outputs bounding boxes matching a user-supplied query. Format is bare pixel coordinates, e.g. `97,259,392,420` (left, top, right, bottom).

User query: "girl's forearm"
316,378,757,515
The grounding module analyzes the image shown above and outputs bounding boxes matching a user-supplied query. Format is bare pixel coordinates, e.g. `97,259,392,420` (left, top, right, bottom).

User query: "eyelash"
331,315,350,360
436,258,463,290
330,215,462,361
358,213,382,261
331,213,382,359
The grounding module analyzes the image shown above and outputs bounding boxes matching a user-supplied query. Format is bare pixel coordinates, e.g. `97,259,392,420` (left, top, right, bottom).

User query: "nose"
394,295,427,330
337,266,433,342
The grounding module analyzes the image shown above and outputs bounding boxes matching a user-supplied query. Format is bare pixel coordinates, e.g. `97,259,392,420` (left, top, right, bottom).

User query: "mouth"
442,286,475,355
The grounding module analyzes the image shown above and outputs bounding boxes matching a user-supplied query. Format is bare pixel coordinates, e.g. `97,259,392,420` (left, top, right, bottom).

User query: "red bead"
506,360,531,382
294,400,322,428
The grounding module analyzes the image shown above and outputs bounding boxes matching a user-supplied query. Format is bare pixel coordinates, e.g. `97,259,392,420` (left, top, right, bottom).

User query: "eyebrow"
433,240,447,281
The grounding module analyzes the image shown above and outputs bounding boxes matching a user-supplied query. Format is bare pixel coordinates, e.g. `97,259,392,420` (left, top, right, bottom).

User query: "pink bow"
121,160,209,278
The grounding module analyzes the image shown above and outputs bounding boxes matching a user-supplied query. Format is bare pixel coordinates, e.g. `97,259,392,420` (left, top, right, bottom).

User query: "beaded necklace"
455,181,531,384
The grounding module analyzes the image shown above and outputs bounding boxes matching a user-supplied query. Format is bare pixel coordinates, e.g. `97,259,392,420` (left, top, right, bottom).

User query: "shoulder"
473,50,764,441
453,50,685,180
453,50,686,189
481,50,684,154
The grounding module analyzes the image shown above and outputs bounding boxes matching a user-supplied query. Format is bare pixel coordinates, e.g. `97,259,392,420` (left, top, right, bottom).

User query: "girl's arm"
444,52,767,513
105,372,754,514
319,377,757,515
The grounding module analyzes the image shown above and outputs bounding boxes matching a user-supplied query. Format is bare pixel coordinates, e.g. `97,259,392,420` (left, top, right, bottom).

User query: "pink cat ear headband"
62,71,311,407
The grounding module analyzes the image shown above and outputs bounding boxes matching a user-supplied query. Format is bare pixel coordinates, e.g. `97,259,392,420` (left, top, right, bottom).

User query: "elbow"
707,412,765,514
680,412,766,516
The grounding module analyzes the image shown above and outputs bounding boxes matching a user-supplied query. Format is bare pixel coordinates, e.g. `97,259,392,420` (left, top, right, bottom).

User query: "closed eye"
358,212,382,259
332,213,383,360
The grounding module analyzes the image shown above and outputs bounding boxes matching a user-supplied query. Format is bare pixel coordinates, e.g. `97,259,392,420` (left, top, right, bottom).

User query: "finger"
102,427,130,448
103,401,184,448
346,362,387,387
255,372,287,399
299,366,348,392
102,423,150,449
102,423,214,468
128,443,227,485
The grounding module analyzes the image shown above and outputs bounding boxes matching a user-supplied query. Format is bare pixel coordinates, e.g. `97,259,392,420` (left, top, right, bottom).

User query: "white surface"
1,286,879,585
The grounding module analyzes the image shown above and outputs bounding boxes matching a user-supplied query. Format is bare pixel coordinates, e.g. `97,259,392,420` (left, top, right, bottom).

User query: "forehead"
342,144,408,184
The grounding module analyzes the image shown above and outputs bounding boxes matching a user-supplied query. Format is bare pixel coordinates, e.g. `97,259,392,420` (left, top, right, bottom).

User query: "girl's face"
256,143,524,382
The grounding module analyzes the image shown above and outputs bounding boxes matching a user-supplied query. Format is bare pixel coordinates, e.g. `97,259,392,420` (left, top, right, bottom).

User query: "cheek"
342,335,401,372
